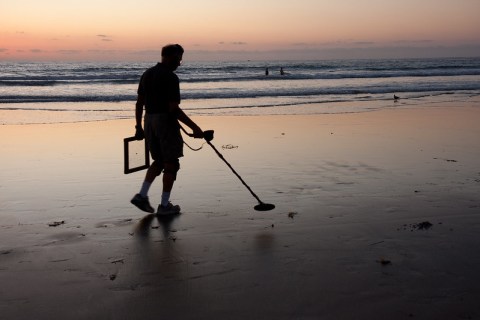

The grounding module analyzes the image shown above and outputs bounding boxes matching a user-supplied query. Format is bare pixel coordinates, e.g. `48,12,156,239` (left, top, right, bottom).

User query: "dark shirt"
137,63,180,114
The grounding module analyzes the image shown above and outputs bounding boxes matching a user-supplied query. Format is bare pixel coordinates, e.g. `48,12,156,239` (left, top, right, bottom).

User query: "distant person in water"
280,67,285,75
131,44,204,215
265,67,269,76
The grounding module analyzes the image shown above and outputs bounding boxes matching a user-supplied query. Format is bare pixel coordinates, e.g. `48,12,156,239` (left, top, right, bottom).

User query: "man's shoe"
157,202,181,215
131,194,155,213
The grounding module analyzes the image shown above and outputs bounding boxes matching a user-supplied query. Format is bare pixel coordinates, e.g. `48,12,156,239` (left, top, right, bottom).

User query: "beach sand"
1,102,480,319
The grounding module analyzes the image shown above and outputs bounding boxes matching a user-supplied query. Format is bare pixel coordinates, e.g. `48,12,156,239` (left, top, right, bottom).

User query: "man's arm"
134,94,145,139
169,101,203,138
135,94,145,127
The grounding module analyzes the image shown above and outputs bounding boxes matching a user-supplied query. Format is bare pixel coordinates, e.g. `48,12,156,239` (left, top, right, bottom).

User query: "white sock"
161,192,171,207
139,181,151,197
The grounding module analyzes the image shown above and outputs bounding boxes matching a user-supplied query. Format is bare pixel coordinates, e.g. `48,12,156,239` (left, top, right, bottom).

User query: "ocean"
1,57,480,124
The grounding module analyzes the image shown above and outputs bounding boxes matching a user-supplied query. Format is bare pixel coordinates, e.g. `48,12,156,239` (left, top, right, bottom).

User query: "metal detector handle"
179,125,214,142
203,130,214,142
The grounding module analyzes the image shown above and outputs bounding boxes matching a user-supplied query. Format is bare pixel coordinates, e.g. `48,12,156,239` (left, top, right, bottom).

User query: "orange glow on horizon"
1,0,479,61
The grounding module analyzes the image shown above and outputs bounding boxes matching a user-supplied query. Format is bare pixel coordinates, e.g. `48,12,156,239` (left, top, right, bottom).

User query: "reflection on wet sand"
1,105,480,319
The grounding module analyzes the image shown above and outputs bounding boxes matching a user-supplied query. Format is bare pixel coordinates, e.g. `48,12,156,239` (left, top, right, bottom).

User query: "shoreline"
1,103,480,319
2,93,479,125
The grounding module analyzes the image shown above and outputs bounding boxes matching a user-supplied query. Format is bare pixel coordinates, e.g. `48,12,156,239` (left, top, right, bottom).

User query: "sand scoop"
182,128,275,212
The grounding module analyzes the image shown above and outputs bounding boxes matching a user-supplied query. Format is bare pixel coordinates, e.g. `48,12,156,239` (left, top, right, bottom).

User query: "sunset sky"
1,0,479,61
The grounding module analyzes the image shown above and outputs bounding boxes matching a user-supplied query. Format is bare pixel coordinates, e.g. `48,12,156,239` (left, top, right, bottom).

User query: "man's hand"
135,125,145,140
192,127,204,139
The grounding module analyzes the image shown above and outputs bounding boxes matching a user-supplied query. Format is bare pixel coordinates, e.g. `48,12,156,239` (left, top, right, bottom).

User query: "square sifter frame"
123,137,150,174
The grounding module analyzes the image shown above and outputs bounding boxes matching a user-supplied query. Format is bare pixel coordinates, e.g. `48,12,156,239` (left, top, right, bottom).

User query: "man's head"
161,44,184,71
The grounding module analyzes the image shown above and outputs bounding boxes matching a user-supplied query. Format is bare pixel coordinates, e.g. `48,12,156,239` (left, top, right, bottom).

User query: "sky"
1,0,480,61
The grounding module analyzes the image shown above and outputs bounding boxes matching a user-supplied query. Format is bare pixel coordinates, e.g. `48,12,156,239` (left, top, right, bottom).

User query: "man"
131,44,203,215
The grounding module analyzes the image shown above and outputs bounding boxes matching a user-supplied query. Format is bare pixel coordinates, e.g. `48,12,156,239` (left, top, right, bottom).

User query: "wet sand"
1,102,480,319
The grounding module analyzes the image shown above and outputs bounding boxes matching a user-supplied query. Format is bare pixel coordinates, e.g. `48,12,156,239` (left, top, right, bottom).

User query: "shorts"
144,113,184,162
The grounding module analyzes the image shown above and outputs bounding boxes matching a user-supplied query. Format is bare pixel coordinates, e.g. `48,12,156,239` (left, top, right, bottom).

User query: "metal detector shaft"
206,140,263,204
180,125,274,210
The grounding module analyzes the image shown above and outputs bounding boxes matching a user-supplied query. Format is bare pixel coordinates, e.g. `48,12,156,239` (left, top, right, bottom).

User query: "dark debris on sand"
398,221,434,231
48,221,65,227
376,258,392,266
288,212,298,219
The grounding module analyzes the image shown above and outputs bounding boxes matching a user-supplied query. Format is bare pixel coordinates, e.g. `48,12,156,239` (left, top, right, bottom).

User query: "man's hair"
162,44,184,57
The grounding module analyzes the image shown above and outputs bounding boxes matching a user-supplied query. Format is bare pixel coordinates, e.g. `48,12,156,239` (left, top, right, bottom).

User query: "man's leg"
162,161,177,192
146,161,164,182
139,161,163,196
159,160,181,213
131,161,163,213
